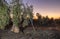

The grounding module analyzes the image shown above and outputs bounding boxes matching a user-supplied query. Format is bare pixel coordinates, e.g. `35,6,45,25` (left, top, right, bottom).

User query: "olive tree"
0,0,9,29
9,0,23,33
9,0,35,33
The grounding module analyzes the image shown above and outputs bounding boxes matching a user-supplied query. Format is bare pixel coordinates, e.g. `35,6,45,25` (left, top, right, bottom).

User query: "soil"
0,27,60,39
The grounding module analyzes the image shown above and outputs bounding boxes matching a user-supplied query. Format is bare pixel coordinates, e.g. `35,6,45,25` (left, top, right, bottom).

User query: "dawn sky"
23,0,60,18
6,0,60,18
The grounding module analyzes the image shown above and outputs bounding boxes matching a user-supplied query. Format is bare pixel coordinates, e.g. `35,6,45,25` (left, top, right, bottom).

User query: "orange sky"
33,10,60,19
33,14,60,19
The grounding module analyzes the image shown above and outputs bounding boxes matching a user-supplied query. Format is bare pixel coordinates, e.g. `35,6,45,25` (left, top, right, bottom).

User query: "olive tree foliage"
12,0,22,26
10,0,23,33
10,0,33,27
22,4,36,32
0,0,9,29
10,0,34,33
22,4,33,27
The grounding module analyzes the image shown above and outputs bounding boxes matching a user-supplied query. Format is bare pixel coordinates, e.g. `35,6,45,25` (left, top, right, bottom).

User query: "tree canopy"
0,0,9,29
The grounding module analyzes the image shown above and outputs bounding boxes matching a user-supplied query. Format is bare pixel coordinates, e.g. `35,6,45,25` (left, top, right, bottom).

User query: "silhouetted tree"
48,17,56,26
55,18,60,25
42,16,49,26
36,13,42,26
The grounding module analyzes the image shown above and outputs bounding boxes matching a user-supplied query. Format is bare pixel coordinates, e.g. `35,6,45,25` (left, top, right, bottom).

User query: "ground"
0,27,60,39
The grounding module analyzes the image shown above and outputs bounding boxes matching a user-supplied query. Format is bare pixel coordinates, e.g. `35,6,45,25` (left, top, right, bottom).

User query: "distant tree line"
33,13,60,27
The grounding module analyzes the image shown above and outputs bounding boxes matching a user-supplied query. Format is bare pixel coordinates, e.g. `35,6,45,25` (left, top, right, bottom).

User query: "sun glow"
33,13,60,19
33,15,38,19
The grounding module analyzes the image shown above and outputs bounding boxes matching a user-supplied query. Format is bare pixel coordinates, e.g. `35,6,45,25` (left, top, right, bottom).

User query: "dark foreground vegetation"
0,29,60,39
